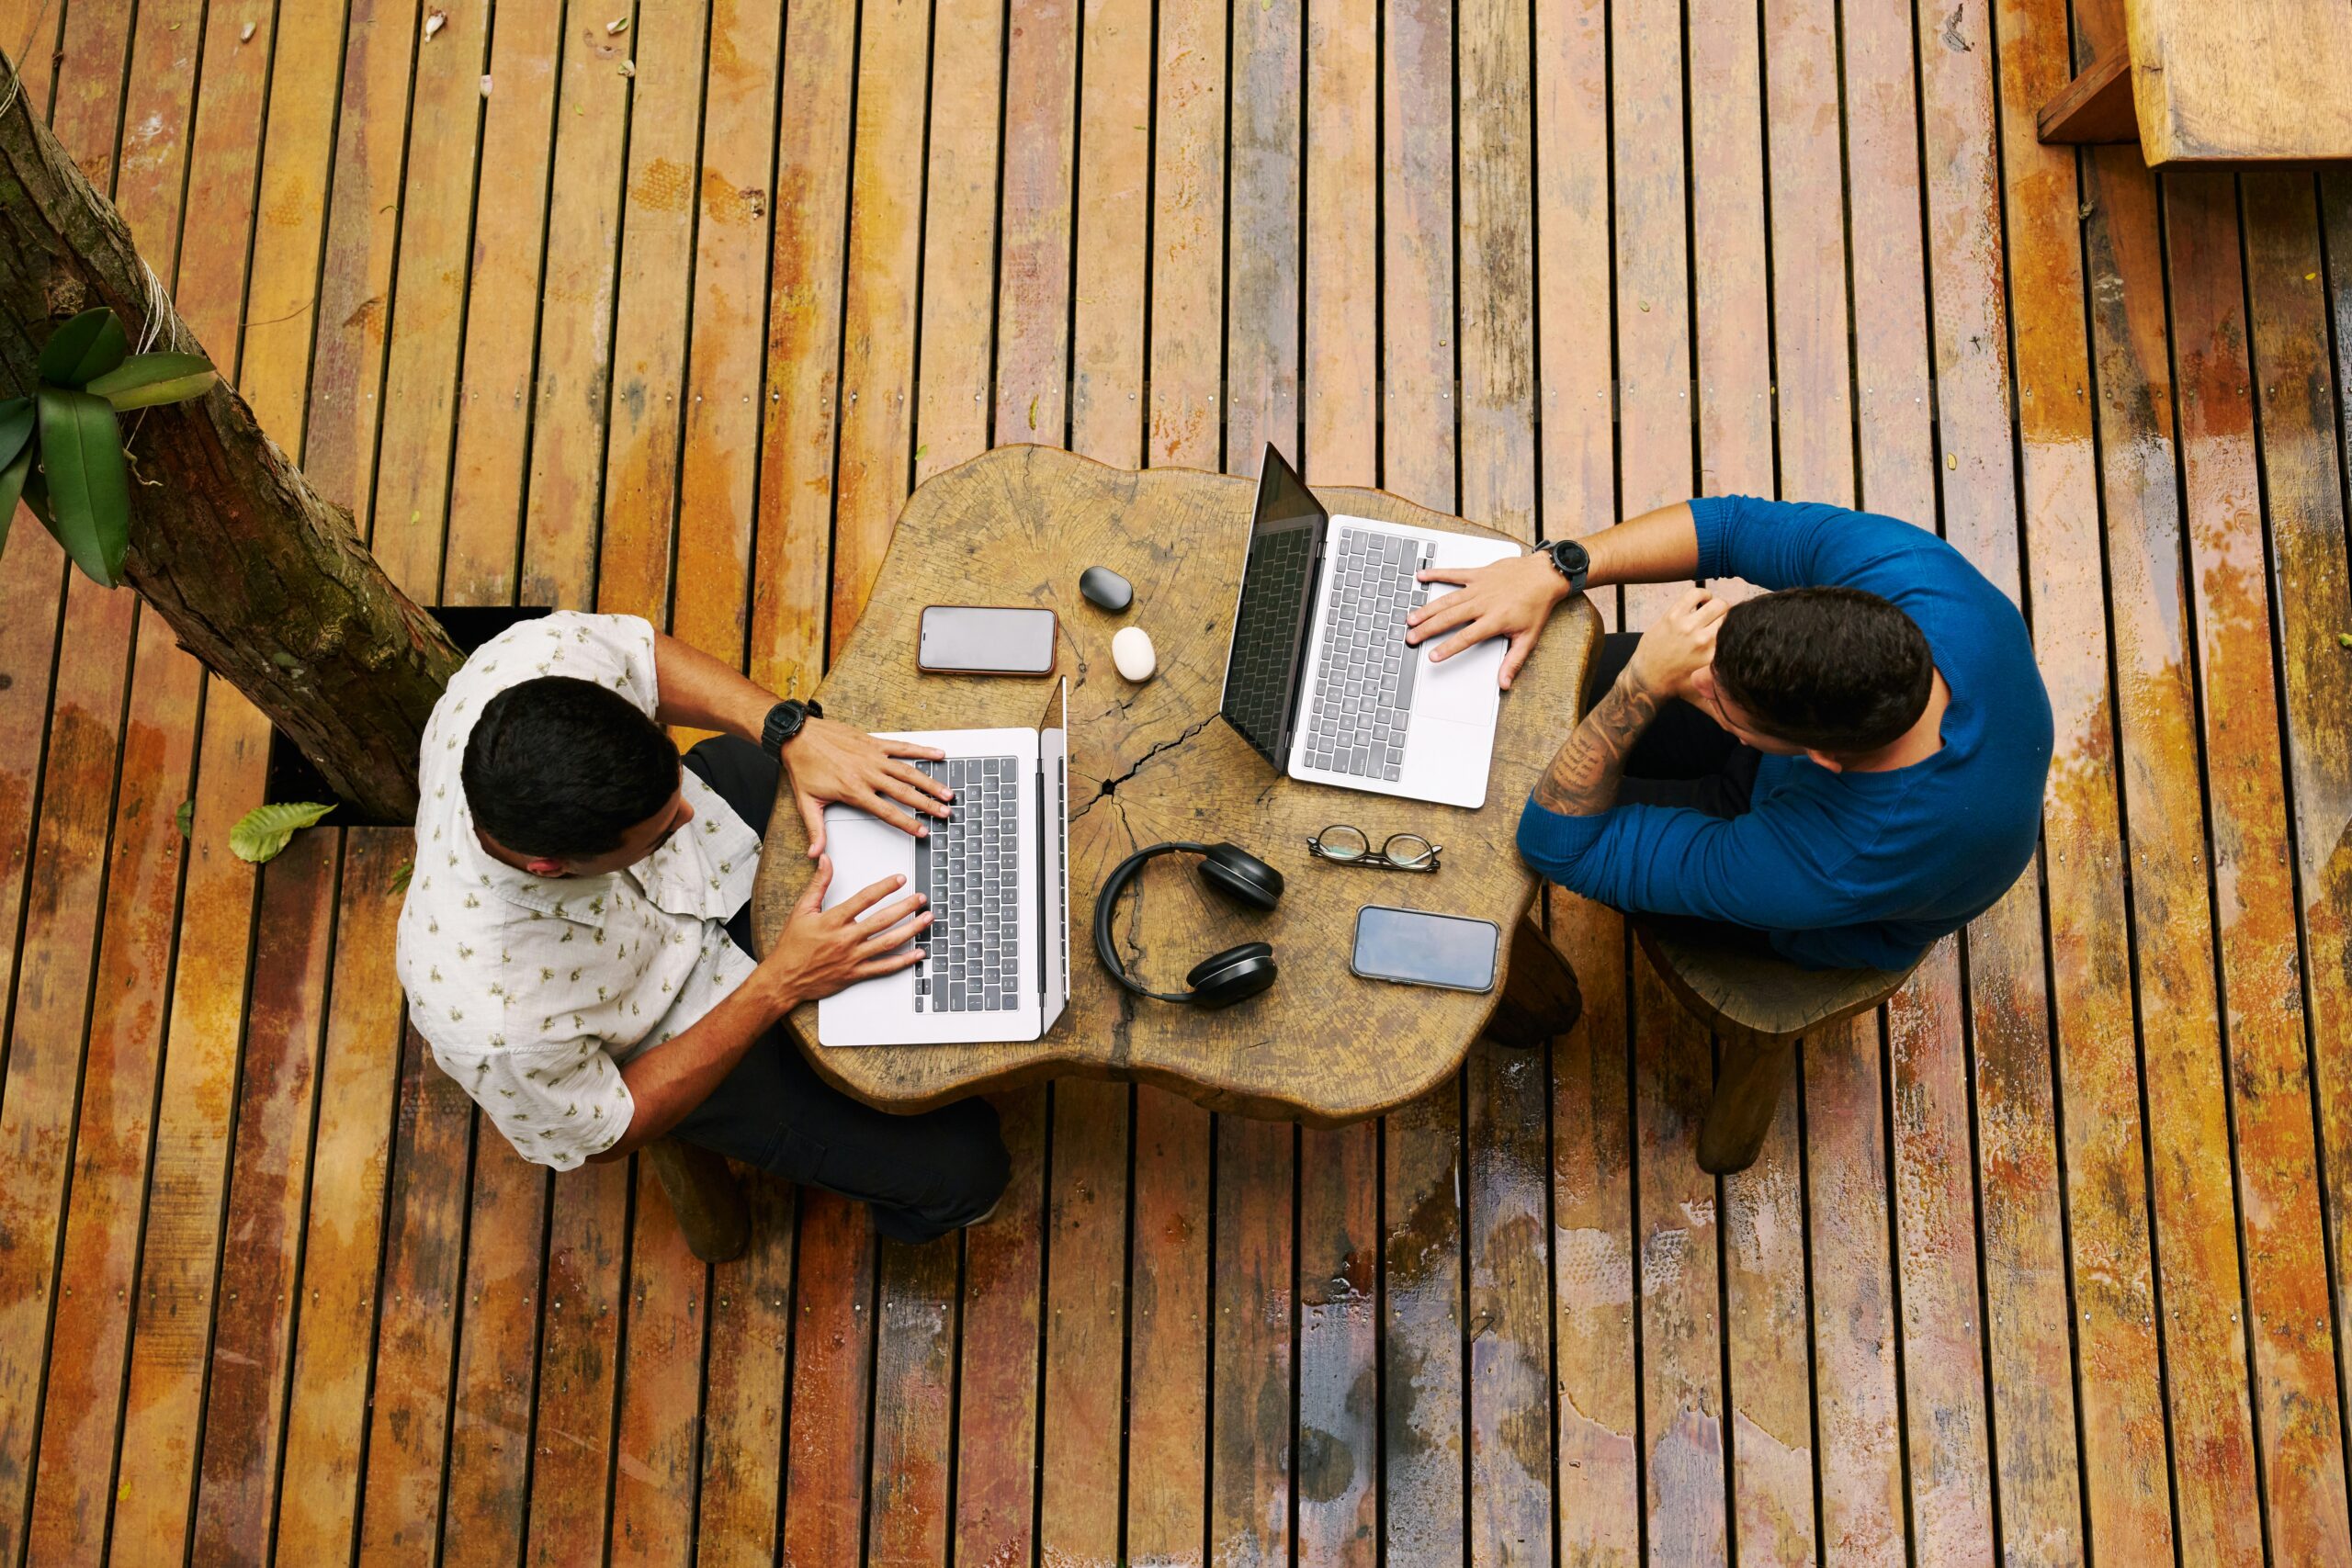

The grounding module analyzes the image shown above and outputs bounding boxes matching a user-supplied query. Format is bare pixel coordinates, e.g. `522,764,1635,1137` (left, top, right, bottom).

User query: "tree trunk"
1,51,461,822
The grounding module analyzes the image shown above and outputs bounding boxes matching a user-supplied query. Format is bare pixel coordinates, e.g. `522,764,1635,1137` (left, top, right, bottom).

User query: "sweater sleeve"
1690,494,1932,592
1516,789,1876,931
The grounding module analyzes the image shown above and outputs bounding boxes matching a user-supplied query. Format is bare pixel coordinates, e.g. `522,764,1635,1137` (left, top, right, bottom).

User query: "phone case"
917,605,1060,677
1348,906,1500,993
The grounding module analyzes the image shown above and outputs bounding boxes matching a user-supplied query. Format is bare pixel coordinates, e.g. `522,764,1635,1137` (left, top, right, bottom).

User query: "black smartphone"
917,605,1058,676
1350,905,1500,993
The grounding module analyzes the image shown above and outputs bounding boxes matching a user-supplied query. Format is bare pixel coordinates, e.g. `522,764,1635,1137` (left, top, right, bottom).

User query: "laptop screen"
1219,444,1327,767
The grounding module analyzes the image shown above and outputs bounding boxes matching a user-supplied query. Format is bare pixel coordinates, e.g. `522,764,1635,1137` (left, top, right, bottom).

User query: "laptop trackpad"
820,812,921,930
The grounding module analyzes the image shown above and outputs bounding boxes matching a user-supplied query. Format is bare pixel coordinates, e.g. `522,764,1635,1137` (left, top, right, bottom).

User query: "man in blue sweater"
1404,495,2052,971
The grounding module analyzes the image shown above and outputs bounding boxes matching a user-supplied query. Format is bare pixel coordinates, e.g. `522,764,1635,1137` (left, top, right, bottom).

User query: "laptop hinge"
1036,758,1048,1004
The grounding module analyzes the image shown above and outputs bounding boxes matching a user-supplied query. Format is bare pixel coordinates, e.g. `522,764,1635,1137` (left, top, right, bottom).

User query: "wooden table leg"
648,1139,752,1263
1695,1035,1797,1176
1485,913,1584,1048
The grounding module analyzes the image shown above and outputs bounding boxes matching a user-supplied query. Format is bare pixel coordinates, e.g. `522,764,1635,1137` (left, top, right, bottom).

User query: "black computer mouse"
1079,565,1135,613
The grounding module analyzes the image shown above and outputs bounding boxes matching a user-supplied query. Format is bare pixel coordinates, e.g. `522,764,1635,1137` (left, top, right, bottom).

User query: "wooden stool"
646,1140,751,1263
1486,914,1584,1048
1634,924,1917,1176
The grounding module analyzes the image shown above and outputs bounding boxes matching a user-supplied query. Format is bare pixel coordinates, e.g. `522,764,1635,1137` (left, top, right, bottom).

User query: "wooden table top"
750,444,1598,1123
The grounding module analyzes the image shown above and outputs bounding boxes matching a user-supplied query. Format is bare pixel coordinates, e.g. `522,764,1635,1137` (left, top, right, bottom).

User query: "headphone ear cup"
1184,942,1277,1009
1197,843,1284,911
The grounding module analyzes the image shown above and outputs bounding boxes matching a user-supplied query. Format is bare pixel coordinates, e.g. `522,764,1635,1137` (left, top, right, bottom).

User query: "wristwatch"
760,697,824,757
1538,537,1592,594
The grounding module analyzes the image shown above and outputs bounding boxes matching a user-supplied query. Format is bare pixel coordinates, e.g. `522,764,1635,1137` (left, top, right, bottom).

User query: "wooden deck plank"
1382,1080,1467,1561
271,830,413,1562
670,0,783,670
1803,1015,1905,1566
779,1193,878,1567
865,1235,958,1568
1685,0,1770,509
1631,953,1728,1563
826,0,933,654
1975,0,2143,1555
443,0,564,604
611,1163,707,1567
748,0,856,700
1067,0,1150,465
990,0,1076,446
1724,1073,1819,1563
2245,166,2352,1568
1211,1118,1296,1566
187,832,340,1562
1147,0,1224,469
1035,1083,1133,1564
1885,941,1997,1568
595,0,708,629
2165,167,2352,1567
911,0,1003,485
950,1092,1045,1567
519,0,637,610
1467,1042,1555,1566
352,1018,475,1562
695,1178,797,1566
2078,145,2264,1565
0,3,147,1541
526,1162,635,1562
441,1136,553,1567
369,0,491,598
1122,1089,1206,1562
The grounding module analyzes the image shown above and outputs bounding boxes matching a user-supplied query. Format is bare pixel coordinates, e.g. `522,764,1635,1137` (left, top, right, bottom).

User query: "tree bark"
1,50,461,822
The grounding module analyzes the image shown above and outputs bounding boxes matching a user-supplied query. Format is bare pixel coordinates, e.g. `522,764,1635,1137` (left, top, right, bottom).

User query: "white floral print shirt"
394,611,763,1169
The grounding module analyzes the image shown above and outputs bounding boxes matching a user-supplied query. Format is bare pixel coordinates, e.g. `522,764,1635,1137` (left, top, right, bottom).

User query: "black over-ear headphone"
1092,841,1285,1009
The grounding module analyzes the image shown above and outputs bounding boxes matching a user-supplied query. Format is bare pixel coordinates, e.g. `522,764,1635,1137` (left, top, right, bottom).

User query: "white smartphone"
1350,905,1500,993
917,605,1058,676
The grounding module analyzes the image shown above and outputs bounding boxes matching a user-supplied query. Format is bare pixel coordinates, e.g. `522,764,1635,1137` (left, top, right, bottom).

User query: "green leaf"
390,860,413,896
229,801,334,863
84,352,217,412
36,388,131,587
175,799,194,837
37,308,130,388
0,397,34,473
0,445,34,566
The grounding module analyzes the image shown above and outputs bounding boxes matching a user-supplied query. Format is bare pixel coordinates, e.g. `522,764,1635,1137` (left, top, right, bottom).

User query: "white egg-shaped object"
1111,625,1157,682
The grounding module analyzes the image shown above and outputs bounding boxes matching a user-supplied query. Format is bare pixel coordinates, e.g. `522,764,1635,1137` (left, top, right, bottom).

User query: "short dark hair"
461,676,680,857
1712,587,1933,752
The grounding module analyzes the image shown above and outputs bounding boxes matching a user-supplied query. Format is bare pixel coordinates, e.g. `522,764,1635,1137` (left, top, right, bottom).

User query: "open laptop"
817,680,1070,1047
1218,444,1521,809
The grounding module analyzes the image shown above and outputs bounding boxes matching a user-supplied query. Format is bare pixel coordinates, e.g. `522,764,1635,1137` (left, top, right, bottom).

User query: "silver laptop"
816,680,1070,1047
1218,445,1521,809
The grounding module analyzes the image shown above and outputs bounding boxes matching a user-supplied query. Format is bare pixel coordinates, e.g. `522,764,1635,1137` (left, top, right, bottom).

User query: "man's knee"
929,1097,1011,1220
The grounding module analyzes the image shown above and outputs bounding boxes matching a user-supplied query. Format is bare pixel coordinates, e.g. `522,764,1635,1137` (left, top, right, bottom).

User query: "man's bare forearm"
1532,673,1664,817
1580,502,1700,589
653,631,775,741
588,971,797,1161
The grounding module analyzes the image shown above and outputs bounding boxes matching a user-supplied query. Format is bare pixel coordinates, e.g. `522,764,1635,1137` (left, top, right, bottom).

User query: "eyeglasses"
1306,824,1442,873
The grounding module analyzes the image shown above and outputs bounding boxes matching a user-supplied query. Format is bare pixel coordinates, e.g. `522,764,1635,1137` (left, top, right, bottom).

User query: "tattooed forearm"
1532,673,1663,816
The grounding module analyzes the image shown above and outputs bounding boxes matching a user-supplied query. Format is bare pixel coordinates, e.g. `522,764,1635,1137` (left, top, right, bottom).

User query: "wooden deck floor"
3,0,2351,1562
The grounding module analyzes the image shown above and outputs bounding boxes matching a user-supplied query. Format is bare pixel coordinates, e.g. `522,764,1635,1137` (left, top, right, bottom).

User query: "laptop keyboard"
911,757,1023,1014
1304,530,1436,781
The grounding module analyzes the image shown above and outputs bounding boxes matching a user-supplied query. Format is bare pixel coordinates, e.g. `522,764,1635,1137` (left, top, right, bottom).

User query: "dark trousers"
673,737,1010,1243
1585,632,1777,957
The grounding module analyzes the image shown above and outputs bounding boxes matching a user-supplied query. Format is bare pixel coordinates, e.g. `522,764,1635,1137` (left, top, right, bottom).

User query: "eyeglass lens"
1383,834,1436,867
1316,825,1371,860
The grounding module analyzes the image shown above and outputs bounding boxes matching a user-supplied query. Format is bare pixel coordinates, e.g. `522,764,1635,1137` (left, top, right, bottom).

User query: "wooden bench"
2036,0,2352,165
1635,923,1917,1176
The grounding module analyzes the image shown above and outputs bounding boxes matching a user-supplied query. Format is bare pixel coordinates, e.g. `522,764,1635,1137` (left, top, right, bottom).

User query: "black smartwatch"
1538,537,1592,594
760,697,823,757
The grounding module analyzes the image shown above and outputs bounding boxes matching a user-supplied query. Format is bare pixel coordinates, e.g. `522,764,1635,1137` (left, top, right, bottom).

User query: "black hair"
461,676,680,858
1712,586,1934,752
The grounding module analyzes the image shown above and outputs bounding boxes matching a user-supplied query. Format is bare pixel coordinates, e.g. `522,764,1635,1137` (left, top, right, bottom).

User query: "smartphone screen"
920,606,1057,675
1351,906,1500,993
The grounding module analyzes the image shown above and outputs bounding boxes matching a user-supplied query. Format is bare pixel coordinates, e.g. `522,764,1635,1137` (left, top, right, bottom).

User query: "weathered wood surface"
2,0,2349,1562
748,444,1600,1123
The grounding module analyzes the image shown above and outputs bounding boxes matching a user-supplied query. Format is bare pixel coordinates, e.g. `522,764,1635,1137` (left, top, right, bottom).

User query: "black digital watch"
1539,537,1592,594
760,697,824,757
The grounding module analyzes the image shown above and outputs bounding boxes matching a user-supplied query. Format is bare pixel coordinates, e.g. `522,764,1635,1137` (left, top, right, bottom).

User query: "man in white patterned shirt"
396,610,1009,1243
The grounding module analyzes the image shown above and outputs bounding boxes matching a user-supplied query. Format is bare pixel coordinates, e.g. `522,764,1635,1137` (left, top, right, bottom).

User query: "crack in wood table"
750,445,1599,1124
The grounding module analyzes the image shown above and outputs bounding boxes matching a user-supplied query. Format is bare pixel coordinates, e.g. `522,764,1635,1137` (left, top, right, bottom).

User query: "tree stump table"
750,445,1600,1125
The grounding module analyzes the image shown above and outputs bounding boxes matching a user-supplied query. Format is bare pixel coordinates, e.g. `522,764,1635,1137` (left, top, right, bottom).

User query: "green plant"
229,801,334,864
0,308,218,585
